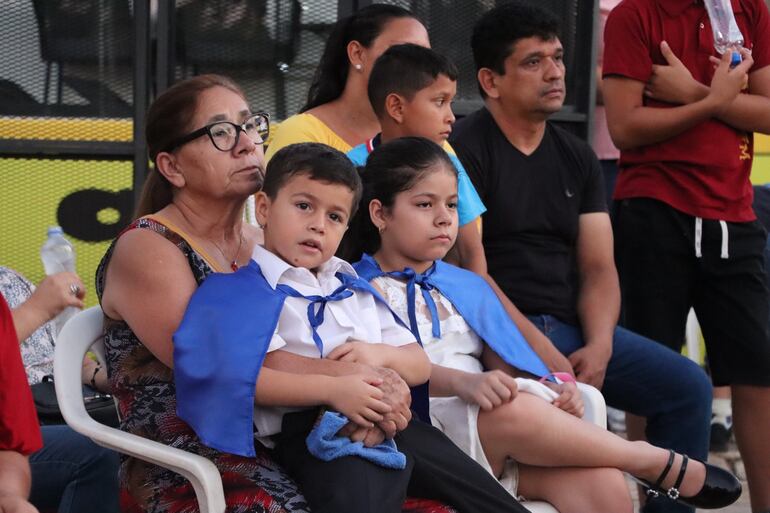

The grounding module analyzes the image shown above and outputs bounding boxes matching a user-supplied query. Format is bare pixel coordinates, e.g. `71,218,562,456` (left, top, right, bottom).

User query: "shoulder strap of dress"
136,215,227,273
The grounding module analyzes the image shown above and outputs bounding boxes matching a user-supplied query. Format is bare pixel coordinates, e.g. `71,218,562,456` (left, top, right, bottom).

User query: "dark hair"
135,74,246,218
263,142,363,217
367,43,458,118
471,3,559,96
301,4,421,112
339,137,456,262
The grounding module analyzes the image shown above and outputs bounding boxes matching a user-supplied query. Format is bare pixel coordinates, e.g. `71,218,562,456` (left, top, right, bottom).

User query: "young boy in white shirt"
175,142,529,513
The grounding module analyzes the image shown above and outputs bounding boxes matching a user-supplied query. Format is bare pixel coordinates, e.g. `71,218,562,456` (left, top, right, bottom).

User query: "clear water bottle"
40,226,77,333
704,0,744,66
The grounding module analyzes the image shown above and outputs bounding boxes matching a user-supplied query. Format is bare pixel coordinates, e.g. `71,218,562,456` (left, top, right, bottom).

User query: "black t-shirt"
450,108,606,324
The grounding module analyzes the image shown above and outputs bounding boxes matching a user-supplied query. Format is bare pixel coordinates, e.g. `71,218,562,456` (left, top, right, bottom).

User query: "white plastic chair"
53,306,227,513
54,307,607,513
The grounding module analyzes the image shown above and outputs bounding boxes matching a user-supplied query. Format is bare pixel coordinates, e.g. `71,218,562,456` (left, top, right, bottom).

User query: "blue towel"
305,411,406,469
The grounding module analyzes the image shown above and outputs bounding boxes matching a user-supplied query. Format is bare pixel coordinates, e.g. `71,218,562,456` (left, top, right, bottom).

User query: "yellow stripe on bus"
0,117,133,141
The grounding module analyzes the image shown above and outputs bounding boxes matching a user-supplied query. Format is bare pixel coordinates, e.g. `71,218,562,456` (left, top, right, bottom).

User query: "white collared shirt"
251,244,416,439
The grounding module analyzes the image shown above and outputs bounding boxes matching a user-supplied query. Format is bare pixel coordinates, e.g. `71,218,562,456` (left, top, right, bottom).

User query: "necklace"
211,232,244,272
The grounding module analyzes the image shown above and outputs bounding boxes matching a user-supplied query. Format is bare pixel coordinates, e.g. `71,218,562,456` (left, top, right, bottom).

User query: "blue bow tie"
384,266,441,341
277,278,355,355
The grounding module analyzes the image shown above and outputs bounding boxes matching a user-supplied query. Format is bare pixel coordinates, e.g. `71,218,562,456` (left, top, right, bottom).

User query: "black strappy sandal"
634,449,742,509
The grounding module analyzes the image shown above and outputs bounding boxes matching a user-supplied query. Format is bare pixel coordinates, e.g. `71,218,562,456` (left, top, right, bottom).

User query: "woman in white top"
341,137,742,513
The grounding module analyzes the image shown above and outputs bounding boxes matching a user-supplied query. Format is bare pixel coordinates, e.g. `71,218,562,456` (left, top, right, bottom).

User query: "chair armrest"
53,307,226,513
577,382,607,429
66,409,225,513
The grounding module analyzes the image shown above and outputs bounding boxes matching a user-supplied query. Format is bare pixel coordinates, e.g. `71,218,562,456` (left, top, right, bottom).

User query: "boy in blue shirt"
347,43,486,266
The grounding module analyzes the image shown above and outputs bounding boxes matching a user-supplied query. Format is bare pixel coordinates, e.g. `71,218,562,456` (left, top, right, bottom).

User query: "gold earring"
378,225,386,234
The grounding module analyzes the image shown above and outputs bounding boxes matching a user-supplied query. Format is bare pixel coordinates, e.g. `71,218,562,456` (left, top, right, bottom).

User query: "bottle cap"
731,52,742,67
47,226,63,236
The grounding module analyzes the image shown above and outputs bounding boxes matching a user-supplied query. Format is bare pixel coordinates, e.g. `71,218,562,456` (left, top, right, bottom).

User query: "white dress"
373,275,558,496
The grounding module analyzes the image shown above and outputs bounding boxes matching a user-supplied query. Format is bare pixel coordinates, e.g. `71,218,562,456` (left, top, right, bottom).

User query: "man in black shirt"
449,5,711,513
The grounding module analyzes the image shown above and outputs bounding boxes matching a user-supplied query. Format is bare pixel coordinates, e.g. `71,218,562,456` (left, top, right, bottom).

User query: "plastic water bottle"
40,226,77,333
704,0,744,66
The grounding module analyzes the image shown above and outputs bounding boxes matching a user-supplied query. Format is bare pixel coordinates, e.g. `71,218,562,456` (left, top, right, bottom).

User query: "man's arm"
0,451,37,513
454,220,486,272
459,221,575,375
570,212,619,389
644,41,770,133
604,49,753,150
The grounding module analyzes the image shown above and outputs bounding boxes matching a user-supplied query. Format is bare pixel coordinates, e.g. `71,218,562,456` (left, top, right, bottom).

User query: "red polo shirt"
0,295,42,455
603,0,770,221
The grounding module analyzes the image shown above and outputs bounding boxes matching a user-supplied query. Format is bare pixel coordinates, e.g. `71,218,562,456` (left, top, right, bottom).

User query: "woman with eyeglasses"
94,74,310,513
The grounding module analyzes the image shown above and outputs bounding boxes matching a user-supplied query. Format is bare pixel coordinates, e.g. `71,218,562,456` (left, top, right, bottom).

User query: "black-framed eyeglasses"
163,112,270,153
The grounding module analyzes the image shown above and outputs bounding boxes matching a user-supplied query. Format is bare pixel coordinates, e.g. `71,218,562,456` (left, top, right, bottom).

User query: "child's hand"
458,370,518,411
549,381,584,418
543,381,585,418
327,341,391,367
326,374,392,427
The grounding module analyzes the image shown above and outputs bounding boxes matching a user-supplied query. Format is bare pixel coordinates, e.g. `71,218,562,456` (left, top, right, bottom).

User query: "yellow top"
265,113,352,161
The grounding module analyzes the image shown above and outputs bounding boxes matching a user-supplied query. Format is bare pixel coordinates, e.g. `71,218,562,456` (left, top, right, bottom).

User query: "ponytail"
301,4,421,112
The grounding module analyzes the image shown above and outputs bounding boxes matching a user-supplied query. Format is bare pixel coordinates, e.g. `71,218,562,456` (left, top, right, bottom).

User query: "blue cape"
173,259,428,457
353,254,550,379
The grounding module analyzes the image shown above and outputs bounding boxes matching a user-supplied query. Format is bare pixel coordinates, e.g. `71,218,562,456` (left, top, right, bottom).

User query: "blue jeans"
29,425,120,513
527,315,712,513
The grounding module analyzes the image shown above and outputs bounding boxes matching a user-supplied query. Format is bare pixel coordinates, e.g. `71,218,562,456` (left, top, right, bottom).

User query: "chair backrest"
53,306,227,513
177,0,302,67
31,0,132,64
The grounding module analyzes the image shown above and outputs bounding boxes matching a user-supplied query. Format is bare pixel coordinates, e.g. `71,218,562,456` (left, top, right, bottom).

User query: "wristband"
539,372,576,384
90,365,102,389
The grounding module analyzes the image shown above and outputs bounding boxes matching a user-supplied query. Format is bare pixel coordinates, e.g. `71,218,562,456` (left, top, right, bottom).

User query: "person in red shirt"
603,1,770,511
0,294,42,513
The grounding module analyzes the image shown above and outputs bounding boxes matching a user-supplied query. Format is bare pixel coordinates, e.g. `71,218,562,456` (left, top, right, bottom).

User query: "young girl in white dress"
341,136,741,513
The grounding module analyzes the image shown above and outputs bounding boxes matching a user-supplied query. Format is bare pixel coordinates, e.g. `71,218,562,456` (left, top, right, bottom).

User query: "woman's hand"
11,272,85,342
457,370,518,411
371,366,412,437
336,367,412,441
325,374,392,427
28,272,85,320
337,422,387,447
